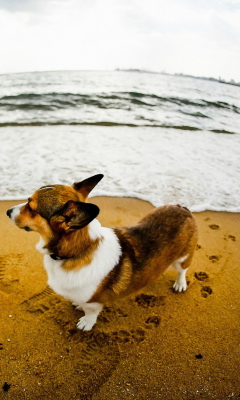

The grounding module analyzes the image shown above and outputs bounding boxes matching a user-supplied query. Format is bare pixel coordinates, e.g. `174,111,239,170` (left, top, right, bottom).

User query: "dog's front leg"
77,302,103,331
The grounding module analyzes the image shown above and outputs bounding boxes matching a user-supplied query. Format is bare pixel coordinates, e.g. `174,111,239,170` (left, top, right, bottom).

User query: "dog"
7,174,198,331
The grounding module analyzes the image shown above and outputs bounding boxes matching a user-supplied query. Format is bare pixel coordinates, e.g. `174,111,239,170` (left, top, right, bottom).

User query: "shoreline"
1,195,239,214
1,197,240,399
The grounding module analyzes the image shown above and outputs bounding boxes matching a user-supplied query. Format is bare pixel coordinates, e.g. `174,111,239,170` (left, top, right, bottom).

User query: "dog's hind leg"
77,302,103,331
172,255,189,292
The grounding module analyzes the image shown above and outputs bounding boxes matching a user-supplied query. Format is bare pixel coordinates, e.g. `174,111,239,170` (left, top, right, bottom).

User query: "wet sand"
0,197,240,400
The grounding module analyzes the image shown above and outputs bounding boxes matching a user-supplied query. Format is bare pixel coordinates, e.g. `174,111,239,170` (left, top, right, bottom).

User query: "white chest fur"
36,220,121,306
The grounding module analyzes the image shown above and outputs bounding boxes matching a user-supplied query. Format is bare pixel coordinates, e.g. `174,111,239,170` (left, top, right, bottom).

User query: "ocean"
0,70,239,212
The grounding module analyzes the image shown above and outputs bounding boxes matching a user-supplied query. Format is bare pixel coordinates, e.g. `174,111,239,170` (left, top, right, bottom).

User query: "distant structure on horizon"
175,73,240,87
116,68,240,87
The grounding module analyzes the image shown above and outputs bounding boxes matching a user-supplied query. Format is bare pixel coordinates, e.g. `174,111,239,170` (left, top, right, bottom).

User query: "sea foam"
0,125,239,212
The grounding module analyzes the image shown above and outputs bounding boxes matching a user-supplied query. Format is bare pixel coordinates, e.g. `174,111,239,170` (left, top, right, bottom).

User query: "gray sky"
0,0,240,81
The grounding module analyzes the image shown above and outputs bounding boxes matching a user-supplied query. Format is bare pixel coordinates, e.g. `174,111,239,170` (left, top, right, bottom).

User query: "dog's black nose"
7,208,13,218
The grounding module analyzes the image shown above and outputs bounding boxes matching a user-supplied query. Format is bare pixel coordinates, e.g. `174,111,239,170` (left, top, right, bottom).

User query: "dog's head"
7,174,103,239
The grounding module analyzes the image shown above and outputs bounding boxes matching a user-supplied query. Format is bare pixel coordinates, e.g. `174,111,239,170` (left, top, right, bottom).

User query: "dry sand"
0,197,239,400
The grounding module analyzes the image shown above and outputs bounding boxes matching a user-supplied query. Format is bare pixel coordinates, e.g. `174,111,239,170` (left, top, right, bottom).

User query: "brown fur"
54,232,101,271
90,205,198,303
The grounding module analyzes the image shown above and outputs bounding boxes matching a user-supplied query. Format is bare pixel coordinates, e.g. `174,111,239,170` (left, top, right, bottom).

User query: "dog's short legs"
172,255,189,292
77,302,103,331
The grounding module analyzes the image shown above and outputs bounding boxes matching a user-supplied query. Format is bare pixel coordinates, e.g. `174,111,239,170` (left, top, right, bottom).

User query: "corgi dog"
7,174,198,331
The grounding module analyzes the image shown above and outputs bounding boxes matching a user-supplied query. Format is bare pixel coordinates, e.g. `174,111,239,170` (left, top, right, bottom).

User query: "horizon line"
0,68,239,86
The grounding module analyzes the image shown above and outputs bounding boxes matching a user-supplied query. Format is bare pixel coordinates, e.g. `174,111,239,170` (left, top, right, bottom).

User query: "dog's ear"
73,174,103,199
50,200,99,232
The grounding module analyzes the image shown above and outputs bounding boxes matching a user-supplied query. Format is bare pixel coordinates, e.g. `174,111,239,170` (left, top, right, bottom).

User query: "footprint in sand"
228,235,236,242
68,331,121,398
145,316,161,329
135,293,166,308
209,255,219,263
201,286,213,298
209,224,220,230
110,328,145,344
21,286,59,315
0,254,24,293
78,331,119,363
67,326,145,347
100,306,128,321
194,272,209,281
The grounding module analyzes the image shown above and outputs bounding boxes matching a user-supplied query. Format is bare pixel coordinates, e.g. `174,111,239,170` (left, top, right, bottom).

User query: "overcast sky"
0,0,240,81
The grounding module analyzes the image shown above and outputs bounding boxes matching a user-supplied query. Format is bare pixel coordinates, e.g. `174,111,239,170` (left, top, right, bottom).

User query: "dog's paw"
173,280,187,292
77,316,96,331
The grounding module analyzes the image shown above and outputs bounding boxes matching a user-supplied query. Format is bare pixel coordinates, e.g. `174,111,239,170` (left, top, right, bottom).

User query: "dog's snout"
7,208,13,218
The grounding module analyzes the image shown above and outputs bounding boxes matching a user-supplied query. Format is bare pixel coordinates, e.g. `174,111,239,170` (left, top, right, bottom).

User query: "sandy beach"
0,196,239,400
